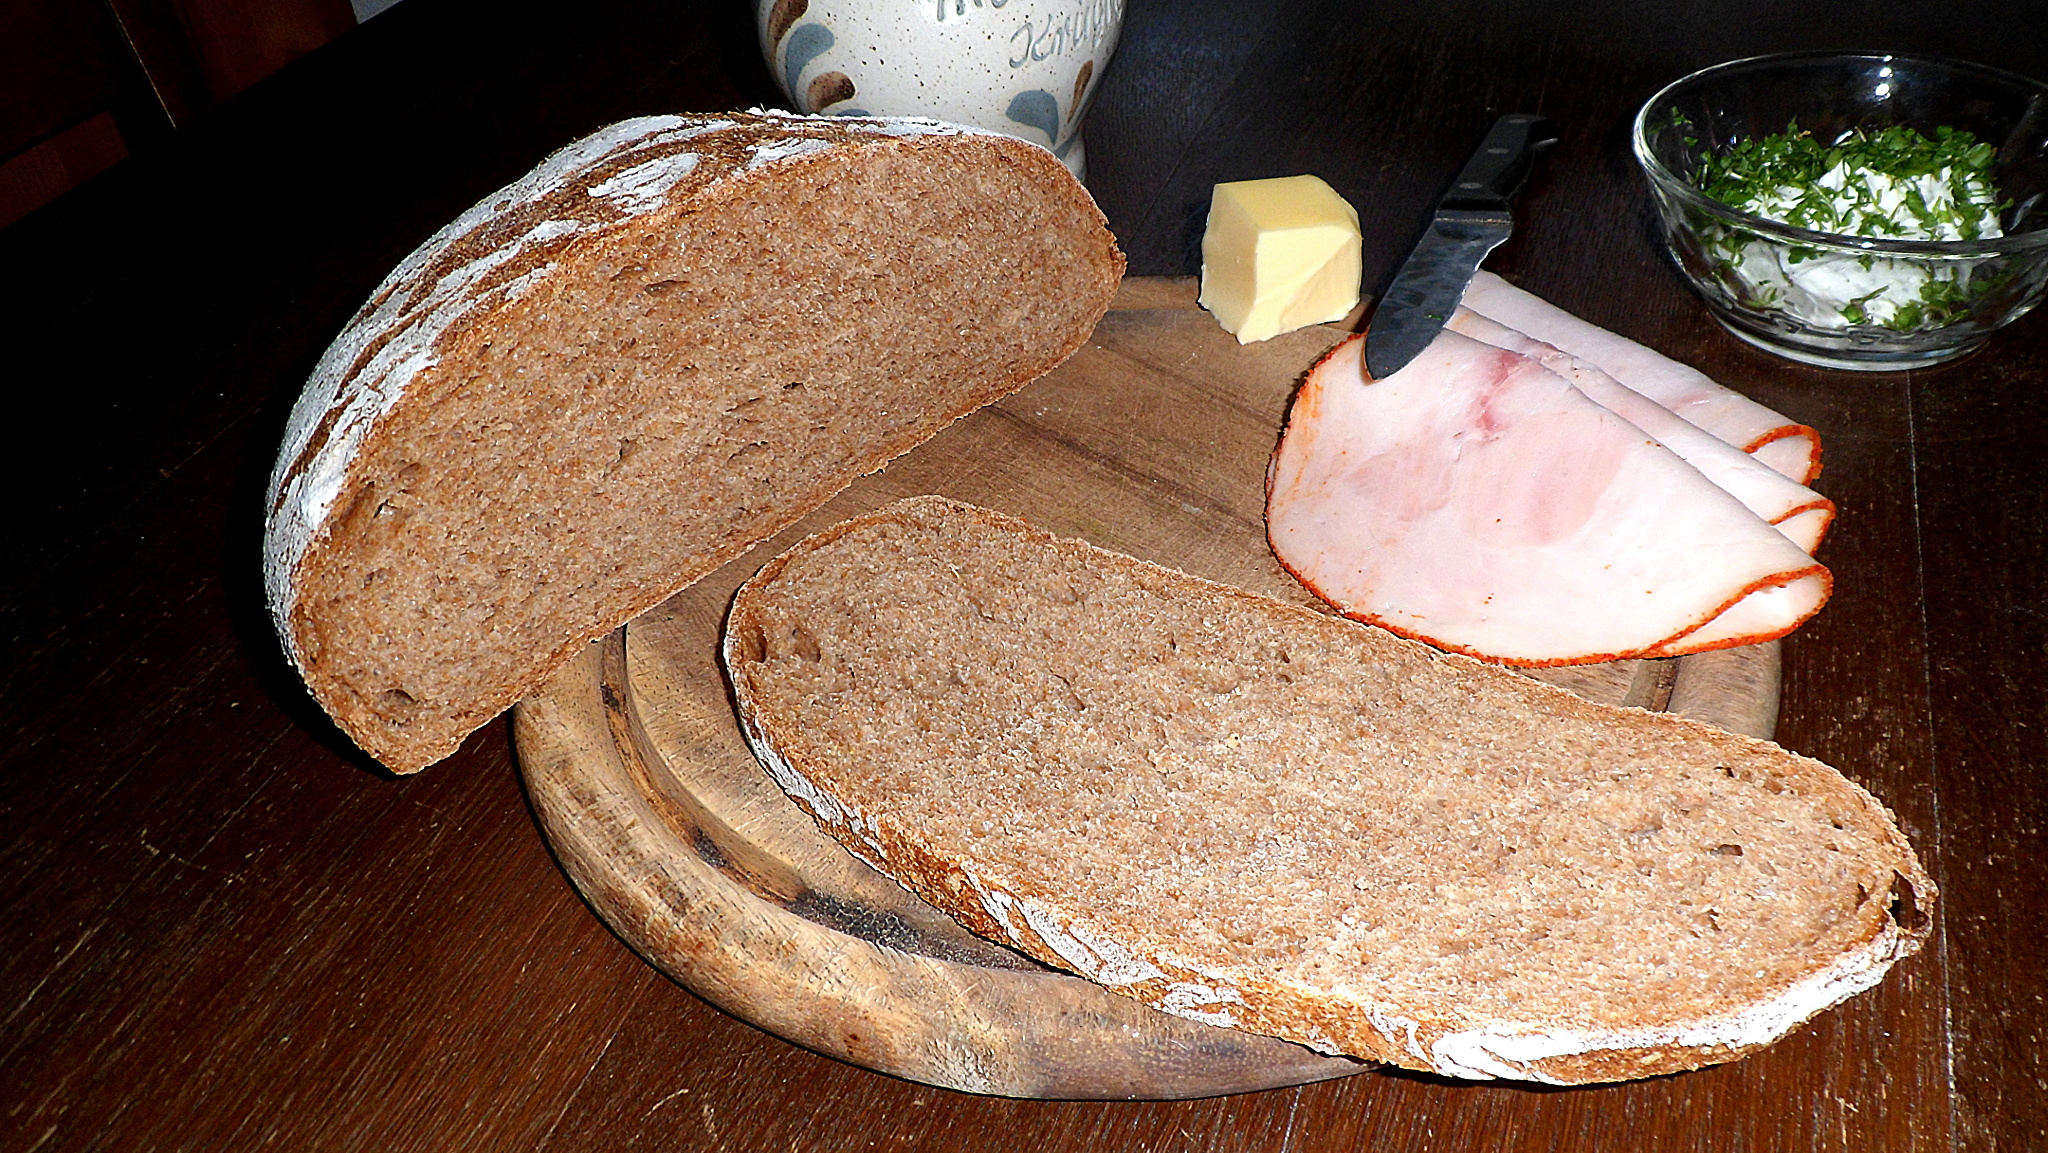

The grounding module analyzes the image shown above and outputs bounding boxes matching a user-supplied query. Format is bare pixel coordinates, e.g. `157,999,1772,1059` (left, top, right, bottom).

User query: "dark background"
3,1,2045,1149
0,0,359,226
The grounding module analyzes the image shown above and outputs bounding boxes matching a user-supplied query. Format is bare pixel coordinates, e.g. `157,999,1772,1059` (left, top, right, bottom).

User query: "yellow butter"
1198,175,1362,344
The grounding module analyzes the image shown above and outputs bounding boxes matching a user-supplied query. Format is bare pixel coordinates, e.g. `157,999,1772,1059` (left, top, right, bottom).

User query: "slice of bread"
722,496,1934,1085
265,112,1122,772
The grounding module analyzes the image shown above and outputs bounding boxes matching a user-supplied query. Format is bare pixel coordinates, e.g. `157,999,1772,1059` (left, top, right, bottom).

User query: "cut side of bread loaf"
722,496,1934,1085
265,112,1122,772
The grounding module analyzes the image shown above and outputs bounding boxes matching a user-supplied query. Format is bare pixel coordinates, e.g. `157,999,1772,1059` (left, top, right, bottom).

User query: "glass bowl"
1633,52,2048,370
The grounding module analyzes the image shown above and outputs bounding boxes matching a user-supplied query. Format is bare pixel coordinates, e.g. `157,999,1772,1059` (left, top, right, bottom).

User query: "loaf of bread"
265,111,1122,772
722,496,1934,1085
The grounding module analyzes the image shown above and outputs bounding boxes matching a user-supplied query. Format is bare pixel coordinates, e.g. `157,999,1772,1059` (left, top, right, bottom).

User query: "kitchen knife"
1364,113,1559,380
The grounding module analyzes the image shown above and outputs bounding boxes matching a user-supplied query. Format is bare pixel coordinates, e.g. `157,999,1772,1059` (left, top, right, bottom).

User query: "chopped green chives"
1689,121,2007,241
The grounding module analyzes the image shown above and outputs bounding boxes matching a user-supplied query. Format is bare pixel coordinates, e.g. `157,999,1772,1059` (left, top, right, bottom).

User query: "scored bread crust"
722,496,1935,1085
265,112,1121,772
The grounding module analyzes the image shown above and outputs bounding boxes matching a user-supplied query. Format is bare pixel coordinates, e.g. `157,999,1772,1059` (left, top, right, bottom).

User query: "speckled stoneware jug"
755,0,1122,180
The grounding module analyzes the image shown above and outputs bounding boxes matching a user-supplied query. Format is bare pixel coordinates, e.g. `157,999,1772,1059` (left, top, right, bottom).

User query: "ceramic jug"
756,0,1123,179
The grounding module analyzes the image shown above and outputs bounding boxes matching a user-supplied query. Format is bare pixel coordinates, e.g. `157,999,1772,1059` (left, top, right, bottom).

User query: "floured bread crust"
265,113,1121,771
722,496,1934,1085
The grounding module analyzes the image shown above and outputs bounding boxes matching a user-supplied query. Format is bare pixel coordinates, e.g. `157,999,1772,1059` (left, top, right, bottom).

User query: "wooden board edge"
513,631,1372,1100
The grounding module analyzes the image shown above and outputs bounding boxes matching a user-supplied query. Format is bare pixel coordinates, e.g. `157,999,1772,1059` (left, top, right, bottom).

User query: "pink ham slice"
1444,308,1835,554
1266,329,1830,665
1460,272,1822,484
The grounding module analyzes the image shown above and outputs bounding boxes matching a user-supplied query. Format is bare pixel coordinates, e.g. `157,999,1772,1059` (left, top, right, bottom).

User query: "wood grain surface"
510,282,1782,1100
2,0,2043,1149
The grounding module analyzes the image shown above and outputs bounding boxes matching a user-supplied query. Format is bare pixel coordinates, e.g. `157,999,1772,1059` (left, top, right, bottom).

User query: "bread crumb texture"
267,112,1121,772
725,496,1934,1085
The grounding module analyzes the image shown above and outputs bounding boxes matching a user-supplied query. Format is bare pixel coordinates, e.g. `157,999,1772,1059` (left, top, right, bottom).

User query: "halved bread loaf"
265,112,1122,772
723,496,1934,1085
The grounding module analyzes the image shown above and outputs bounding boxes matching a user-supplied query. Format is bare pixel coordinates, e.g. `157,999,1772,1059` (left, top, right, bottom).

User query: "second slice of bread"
723,496,1933,1085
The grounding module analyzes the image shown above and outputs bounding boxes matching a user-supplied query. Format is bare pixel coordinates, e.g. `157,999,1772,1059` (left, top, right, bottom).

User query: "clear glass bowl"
1633,52,2048,370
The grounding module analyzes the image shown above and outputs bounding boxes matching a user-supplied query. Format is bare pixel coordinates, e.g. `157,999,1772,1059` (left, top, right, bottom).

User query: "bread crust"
723,496,1935,1085
265,114,1122,771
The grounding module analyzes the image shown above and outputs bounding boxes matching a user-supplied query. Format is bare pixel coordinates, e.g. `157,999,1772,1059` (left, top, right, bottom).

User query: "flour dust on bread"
265,111,1123,772
723,497,1934,1085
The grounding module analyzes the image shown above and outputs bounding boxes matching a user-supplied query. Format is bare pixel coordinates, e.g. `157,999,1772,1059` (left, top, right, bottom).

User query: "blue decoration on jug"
1005,90,1061,149
783,23,834,103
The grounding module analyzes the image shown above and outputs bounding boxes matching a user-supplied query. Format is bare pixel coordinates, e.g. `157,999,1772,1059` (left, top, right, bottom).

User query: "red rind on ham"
1265,330,1830,666
1459,272,1823,485
1443,308,1835,554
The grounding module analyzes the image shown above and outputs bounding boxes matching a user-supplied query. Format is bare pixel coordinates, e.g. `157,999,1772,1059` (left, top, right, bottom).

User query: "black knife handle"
1441,114,1559,211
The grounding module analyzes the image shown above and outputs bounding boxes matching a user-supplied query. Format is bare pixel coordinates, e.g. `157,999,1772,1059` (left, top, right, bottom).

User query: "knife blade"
1364,113,1559,380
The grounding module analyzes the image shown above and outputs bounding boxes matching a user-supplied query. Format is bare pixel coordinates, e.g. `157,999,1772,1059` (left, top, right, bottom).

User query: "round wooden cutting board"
512,278,1784,1099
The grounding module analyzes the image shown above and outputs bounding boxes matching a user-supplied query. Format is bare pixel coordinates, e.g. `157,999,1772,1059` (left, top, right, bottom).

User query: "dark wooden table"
5,1,2045,1149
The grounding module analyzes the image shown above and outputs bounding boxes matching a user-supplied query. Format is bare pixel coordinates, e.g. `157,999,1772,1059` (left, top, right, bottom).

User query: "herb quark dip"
1684,120,2011,331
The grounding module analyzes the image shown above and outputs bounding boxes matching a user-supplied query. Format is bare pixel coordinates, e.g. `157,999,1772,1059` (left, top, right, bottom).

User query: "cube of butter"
1198,175,1362,343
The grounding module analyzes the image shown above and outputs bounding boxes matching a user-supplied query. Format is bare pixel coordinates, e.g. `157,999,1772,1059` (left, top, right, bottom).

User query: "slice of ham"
1444,308,1835,554
1459,272,1822,484
1266,329,1830,665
